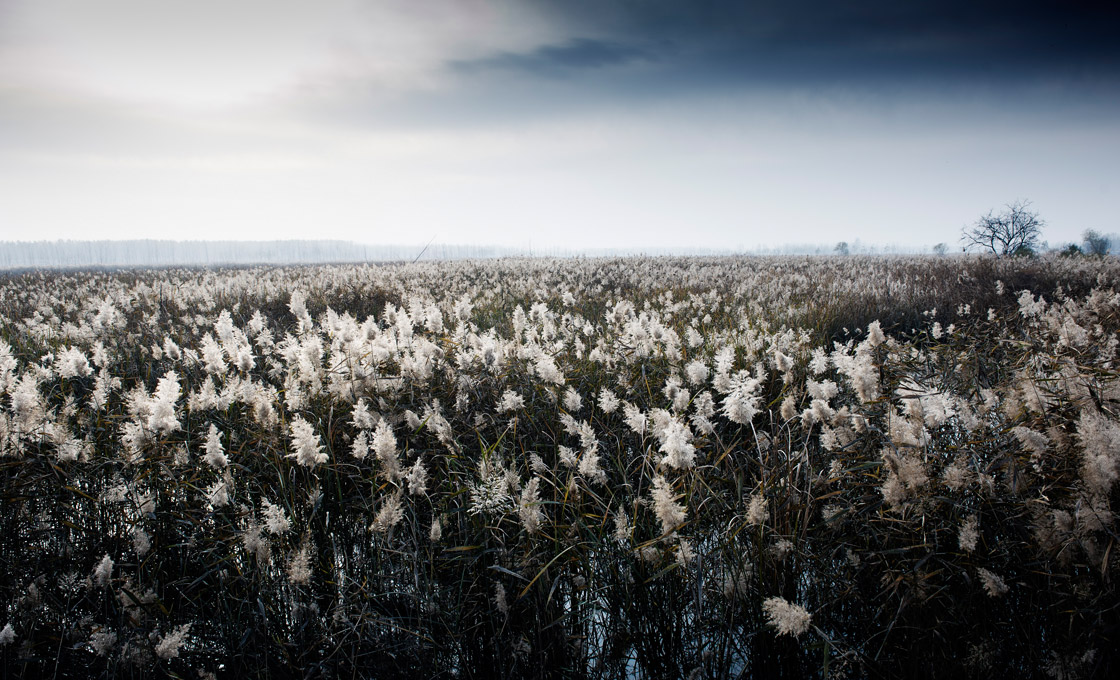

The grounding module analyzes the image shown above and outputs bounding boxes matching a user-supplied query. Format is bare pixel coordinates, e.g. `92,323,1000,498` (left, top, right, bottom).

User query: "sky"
0,0,1118,252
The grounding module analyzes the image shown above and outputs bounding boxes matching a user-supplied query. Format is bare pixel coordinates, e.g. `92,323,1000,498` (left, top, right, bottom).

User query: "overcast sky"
1,0,1118,251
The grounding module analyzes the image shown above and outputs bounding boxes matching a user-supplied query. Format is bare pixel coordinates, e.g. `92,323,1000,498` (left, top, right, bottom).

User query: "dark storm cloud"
285,0,1120,138
453,38,654,77
508,0,1120,87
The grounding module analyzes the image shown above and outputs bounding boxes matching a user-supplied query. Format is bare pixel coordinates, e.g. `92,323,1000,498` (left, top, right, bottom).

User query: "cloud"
0,0,562,109
452,38,655,77
1,0,1117,250
525,0,1120,86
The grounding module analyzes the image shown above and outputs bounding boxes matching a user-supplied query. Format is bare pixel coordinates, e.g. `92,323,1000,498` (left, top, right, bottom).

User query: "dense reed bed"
0,254,1117,678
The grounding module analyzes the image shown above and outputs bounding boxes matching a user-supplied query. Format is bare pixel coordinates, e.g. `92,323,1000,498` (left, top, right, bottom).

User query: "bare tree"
834,241,850,256
961,200,1044,255
1083,229,1111,256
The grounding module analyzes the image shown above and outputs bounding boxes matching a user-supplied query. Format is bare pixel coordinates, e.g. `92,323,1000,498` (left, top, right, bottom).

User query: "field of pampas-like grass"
0,254,1117,679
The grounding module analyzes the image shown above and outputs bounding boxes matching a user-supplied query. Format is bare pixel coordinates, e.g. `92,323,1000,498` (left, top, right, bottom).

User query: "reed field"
0,254,1117,679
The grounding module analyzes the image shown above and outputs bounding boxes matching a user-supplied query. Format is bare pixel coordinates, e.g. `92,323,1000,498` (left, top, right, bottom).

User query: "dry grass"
0,254,1117,679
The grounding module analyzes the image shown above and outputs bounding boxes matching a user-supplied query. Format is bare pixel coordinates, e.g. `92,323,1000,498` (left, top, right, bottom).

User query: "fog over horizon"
1,1,1118,252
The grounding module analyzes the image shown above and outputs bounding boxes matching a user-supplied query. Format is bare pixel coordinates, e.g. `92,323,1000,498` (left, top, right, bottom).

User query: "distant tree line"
2,233,1110,271
0,240,525,270
0,240,930,269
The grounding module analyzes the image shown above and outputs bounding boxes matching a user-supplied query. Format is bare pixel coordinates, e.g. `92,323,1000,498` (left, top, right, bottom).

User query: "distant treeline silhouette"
0,240,526,269
8,236,1091,270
